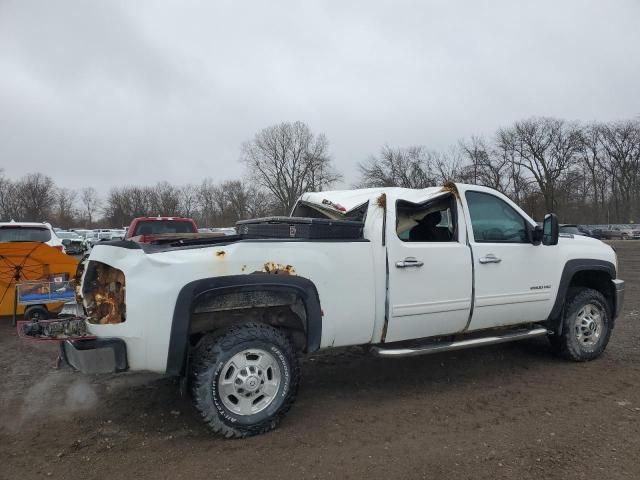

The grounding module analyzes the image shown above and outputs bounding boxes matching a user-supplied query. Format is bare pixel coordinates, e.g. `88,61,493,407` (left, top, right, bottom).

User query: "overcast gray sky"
1,0,639,192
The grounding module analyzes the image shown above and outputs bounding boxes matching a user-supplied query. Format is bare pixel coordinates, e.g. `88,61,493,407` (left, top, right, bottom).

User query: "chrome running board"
372,327,549,358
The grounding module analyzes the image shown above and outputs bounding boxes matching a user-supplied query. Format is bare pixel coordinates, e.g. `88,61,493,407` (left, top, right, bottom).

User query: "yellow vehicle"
0,242,78,321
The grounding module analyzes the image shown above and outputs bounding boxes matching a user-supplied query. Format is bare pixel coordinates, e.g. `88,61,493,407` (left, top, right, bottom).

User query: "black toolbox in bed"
236,216,364,240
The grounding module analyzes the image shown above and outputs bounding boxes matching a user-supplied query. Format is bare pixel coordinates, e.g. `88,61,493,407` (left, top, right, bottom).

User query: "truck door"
385,193,473,343
462,189,555,330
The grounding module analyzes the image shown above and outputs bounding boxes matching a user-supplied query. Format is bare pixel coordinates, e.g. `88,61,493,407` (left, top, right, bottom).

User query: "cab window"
0,226,51,242
133,220,194,236
396,195,456,242
465,191,528,243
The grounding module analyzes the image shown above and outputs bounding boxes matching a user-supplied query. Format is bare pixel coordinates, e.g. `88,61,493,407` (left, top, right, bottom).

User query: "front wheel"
190,322,300,438
550,288,612,361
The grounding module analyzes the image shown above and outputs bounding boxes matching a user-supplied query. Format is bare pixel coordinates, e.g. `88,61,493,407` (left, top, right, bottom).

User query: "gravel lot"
1,241,639,480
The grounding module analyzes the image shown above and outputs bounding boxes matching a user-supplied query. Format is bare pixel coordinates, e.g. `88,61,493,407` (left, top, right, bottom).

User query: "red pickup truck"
126,217,198,243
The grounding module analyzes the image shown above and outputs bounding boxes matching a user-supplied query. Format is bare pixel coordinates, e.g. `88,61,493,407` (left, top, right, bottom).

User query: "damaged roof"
299,186,450,213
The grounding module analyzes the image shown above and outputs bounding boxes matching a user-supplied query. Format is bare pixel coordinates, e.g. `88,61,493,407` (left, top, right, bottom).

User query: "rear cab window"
133,220,196,236
0,226,51,242
396,195,457,242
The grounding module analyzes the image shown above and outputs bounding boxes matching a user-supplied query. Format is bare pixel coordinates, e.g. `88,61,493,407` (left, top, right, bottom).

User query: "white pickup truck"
28,183,625,438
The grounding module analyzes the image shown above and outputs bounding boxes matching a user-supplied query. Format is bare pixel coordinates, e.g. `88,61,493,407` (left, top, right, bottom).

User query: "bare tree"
196,178,219,227
222,180,273,222
357,145,438,188
81,187,101,226
153,181,181,215
498,117,581,212
128,186,156,218
598,119,640,222
3,116,640,227
103,188,132,227
15,173,56,222
0,170,22,221
179,184,199,218
242,121,341,214
54,187,78,228
577,124,609,222
433,148,474,184
459,137,511,194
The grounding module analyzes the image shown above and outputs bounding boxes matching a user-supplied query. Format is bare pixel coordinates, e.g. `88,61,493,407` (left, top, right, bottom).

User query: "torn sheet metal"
83,262,126,324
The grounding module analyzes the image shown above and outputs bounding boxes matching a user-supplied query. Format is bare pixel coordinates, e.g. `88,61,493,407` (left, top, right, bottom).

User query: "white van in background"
0,221,65,252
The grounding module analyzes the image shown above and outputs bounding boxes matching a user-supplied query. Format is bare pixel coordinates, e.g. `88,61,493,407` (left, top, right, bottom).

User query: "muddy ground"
1,241,639,480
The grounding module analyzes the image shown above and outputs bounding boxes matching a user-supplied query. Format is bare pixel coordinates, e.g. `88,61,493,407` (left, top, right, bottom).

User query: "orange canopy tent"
0,242,79,321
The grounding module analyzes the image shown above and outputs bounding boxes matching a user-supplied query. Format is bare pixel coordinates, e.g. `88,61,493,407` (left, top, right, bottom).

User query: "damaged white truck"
21,183,625,438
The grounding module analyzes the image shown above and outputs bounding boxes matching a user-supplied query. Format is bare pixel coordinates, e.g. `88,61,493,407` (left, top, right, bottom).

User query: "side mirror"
530,225,543,245
61,239,71,247
542,213,559,246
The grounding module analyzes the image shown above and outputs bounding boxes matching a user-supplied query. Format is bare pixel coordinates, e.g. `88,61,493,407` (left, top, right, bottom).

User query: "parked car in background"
0,221,65,252
577,226,595,237
85,232,98,247
632,228,640,240
110,229,126,240
56,231,86,255
210,227,237,236
198,227,236,235
96,231,114,242
615,227,635,240
71,229,94,250
126,216,198,243
559,224,592,237
592,228,624,240
86,229,114,246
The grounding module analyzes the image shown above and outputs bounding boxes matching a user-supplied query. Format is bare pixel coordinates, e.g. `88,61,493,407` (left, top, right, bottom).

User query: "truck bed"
103,217,367,253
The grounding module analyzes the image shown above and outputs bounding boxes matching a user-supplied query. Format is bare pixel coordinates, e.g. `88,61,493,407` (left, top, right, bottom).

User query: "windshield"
133,220,195,236
0,226,51,242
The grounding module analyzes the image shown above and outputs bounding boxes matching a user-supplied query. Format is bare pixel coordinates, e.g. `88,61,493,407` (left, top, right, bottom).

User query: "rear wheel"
550,288,612,361
190,322,300,438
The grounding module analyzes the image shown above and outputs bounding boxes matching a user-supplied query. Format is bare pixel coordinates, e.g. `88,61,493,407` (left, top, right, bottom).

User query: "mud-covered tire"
550,288,612,361
190,322,300,438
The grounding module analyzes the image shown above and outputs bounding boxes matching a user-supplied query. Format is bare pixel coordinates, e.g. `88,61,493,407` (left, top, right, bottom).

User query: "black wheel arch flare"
166,274,323,376
547,258,617,334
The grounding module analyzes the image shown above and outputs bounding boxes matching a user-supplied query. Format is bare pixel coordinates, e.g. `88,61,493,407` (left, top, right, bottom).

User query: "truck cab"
297,183,622,345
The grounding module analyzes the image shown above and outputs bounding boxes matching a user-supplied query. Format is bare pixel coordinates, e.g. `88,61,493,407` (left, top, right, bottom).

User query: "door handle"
479,253,502,264
396,257,424,268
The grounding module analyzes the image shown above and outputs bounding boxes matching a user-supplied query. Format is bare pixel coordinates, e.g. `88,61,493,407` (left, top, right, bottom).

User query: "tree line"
359,117,640,223
1,117,638,228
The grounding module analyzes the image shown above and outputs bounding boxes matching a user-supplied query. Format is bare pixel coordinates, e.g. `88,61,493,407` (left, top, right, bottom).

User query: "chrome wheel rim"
217,348,281,416
574,303,603,348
